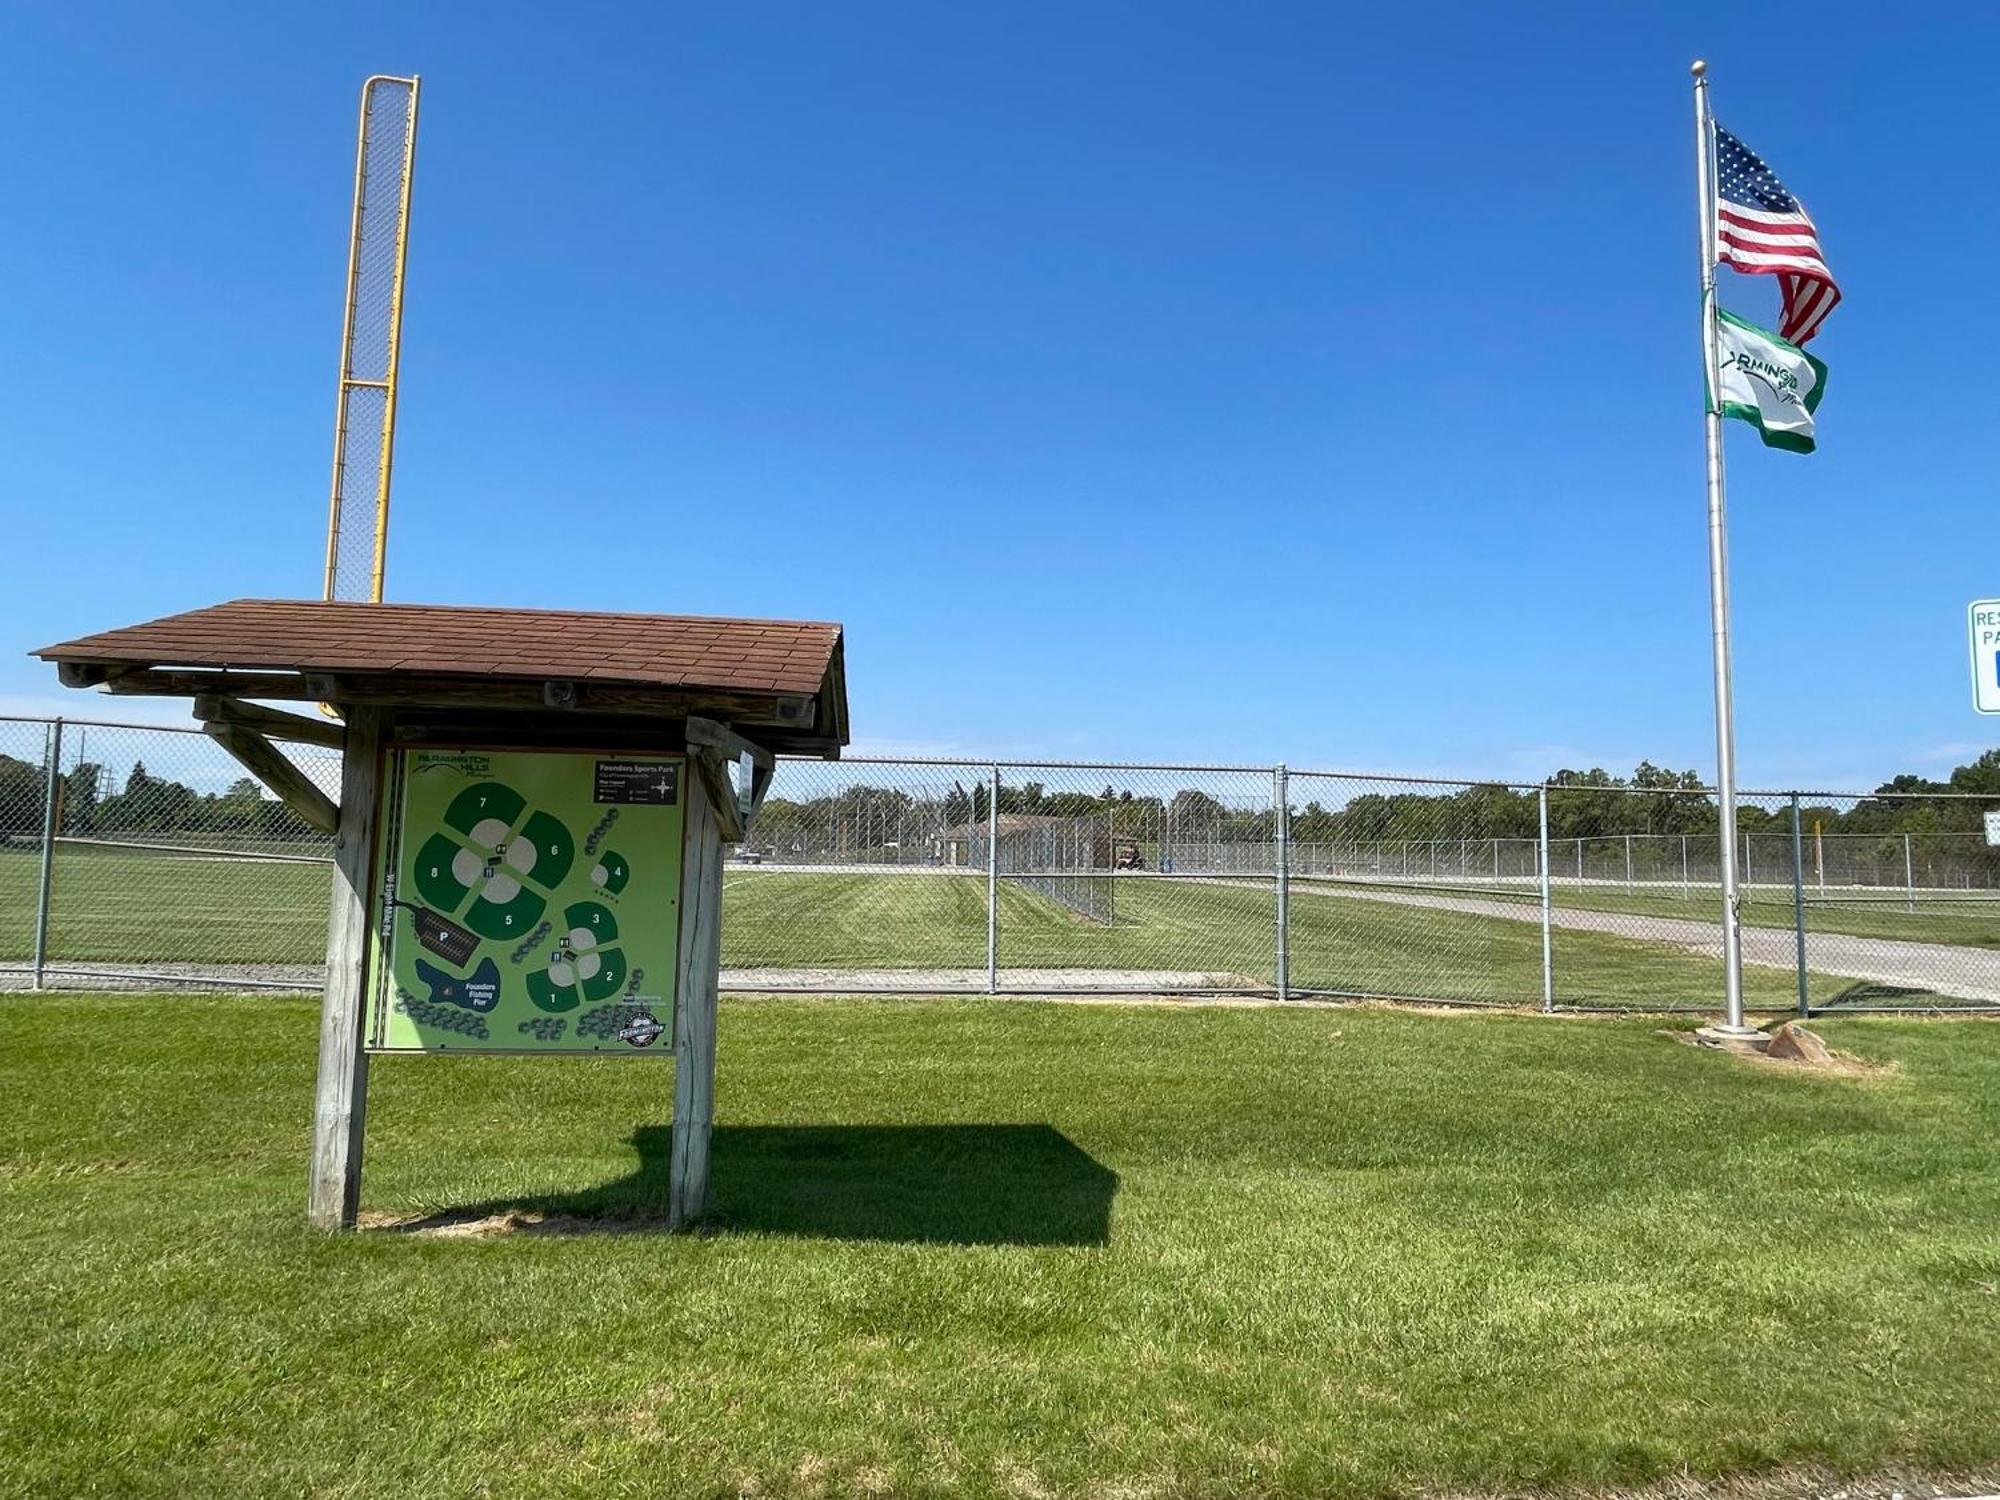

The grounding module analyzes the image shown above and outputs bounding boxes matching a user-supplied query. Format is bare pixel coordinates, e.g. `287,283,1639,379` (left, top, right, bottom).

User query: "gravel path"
0,961,324,994
718,966,1259,994
0,962,1258,997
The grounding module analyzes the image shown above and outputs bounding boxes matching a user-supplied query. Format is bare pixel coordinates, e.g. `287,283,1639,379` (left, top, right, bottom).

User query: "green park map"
367,748,685,1053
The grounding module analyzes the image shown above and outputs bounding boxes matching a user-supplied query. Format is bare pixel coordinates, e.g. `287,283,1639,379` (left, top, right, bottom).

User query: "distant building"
935,813,1111,870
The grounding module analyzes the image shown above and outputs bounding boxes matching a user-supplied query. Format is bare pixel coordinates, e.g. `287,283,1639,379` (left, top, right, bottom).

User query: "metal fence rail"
4,713,1996,1013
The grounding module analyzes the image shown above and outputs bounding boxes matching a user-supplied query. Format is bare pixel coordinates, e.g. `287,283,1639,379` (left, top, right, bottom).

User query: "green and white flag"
1711,308,1827,453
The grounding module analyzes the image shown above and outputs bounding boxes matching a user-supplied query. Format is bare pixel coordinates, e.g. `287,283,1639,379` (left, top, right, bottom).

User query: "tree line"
756,751,2000,856
0,756,321,843
6,746,1998,852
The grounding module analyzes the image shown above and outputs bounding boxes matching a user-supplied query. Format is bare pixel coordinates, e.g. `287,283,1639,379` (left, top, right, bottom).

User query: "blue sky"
3,3,1994,789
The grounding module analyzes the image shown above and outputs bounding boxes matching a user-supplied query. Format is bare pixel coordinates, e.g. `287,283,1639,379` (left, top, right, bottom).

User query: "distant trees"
0,753,47,838
1535,762,1721,841
747,747,2000,862
9,739,2000,858
1293,783,1543,847
0,753,318,844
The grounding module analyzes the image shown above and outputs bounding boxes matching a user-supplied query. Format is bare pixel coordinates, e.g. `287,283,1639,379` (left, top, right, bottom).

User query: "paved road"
1298,879,2000,1004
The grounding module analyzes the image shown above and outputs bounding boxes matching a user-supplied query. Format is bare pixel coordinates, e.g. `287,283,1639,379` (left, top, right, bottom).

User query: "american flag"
1713,126,1839,345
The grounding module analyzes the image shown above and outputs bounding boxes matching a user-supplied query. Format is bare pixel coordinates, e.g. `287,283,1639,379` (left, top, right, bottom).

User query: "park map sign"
367,748,685,1054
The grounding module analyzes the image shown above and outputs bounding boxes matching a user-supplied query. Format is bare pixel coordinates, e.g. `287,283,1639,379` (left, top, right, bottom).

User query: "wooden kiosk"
36,599,848,1229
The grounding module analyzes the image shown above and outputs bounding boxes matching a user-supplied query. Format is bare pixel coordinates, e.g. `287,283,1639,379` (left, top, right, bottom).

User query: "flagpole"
1692,60,1756,1040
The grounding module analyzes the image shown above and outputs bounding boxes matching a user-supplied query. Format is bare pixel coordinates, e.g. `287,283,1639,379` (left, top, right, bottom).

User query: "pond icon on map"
414,956,503,1013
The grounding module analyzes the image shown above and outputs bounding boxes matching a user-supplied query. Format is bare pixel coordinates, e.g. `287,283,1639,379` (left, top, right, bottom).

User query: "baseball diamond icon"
404,780,580,959
526,901,628,1012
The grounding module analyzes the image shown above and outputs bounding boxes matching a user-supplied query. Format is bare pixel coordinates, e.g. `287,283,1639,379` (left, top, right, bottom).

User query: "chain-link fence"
4,714,1996,1013
325,75,419,603
0,717,338,990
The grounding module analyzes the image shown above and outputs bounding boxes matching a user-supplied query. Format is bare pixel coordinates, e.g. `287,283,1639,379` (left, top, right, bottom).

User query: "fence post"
30,719,65,990
1624,832,1633,891
986,765,1000,994
1789,792,1809,1019
1538,784,1554,1013
1273,764,1289,1000
1903,832,1915,913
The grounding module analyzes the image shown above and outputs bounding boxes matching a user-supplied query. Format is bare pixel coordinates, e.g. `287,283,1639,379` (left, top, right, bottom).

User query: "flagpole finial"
1690,59,1708,78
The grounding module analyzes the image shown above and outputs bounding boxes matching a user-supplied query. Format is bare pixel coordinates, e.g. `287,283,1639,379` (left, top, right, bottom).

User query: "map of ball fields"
366,748,686,1053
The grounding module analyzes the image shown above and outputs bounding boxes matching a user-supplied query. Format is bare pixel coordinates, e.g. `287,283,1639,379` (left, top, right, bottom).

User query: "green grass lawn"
0,845,331,966
2,993,1996,1498
723,871,1934,1010
0,852,1965,1009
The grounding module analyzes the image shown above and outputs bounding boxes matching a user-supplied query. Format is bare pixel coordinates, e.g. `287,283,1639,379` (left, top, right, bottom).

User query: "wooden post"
668,754,725,1229
308,705,383,1230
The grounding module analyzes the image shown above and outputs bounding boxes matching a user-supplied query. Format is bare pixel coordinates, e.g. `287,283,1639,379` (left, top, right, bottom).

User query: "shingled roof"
35,598,848,754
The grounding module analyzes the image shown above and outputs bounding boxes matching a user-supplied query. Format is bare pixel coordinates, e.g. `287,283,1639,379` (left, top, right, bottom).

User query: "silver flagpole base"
1694,1021,1771,1055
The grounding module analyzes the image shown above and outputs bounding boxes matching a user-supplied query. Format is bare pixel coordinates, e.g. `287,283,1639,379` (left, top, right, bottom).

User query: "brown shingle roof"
35,598,843,699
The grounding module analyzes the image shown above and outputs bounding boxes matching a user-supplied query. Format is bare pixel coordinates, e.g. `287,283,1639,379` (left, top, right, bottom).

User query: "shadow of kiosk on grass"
710,1124,1117,1246
399,1124,1118,1247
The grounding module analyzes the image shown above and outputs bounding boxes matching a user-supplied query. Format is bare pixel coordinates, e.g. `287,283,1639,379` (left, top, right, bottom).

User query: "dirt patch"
1665,1023,1899,1081
357,1207,680,1237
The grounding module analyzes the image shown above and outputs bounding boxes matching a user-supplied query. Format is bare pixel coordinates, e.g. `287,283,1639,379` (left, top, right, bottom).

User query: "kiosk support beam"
687,716,776,830
195,694,347,748
689,748,747,844
308,704,383,1229
669,756,726,1228
206,724,341,835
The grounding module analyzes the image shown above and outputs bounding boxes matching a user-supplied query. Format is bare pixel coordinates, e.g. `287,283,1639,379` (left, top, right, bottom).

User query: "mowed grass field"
724,871,1892,1010
3,993,1997,1497
0,849,1964,1008
0,846,332,966
7,845,1997,966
